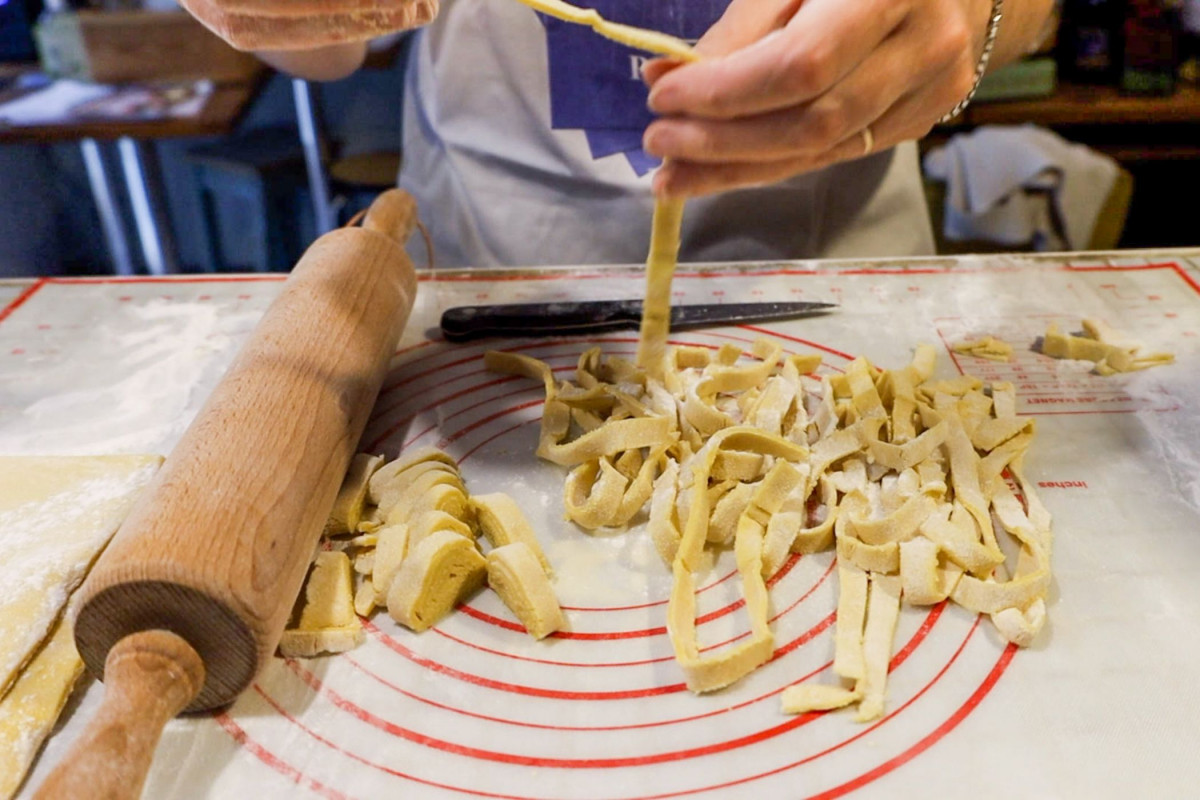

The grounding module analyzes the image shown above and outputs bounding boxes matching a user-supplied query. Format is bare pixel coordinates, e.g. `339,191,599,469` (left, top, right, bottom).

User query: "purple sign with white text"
541,0,728,175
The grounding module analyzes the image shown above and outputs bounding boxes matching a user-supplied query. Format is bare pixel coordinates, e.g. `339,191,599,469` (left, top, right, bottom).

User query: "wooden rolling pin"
34,189,421,800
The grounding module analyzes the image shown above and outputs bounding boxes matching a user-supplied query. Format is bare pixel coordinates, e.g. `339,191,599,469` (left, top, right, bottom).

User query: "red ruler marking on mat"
631,615,998,799
213,712,353,800
808,642,1019,800
0,278,48,325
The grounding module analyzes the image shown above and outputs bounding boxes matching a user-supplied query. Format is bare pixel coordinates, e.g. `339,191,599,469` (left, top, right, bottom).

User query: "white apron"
398,0,935,268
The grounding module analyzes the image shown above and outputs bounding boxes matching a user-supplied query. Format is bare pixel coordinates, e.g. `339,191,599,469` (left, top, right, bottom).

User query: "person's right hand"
181,0,438,52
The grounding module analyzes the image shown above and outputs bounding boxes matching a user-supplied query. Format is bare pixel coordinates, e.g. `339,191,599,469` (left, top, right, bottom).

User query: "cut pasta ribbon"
1041,318,1174,375
312,0,1060,721
513,0,699,62
512,0,700,384
952,335,1014,362
490,340,1056,720
638,198,688,381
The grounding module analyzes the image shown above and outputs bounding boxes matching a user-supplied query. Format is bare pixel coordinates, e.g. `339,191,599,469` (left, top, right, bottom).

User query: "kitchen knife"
440,299,836,341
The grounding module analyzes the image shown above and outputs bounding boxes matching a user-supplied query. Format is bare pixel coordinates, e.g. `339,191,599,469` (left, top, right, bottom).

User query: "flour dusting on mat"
0,297,265,456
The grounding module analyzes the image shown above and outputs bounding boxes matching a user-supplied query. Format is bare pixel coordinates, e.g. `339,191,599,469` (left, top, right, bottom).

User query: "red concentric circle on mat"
219,329,1017,799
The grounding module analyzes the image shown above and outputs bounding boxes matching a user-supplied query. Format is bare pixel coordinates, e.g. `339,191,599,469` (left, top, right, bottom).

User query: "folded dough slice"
278,550,364,658
0,606,85,800
324,453,384,537
387,530,487,632
0,455,162,699
471,493,551,573
486,543,564,640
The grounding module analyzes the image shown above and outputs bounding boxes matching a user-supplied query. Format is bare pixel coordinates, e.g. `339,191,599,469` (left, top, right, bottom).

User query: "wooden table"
4,249,1200,799
0,79,263,145
0,66,266,275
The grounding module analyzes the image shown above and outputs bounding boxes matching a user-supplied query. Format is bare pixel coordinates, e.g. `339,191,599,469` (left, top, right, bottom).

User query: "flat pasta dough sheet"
0,455,162,799
0,611,83,800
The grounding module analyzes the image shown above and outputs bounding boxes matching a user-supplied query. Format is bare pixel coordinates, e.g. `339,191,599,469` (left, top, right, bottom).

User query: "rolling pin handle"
362,188,419,246
34,629,206,800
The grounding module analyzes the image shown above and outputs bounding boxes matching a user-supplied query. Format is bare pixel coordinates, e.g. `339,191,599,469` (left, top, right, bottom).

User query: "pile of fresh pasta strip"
487,339,1052,720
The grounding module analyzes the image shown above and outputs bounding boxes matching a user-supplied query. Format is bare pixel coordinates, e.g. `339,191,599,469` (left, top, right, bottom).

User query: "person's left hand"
640,0,995,198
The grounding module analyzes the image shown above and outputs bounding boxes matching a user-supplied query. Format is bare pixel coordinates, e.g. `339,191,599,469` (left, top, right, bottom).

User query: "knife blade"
440,299,836,341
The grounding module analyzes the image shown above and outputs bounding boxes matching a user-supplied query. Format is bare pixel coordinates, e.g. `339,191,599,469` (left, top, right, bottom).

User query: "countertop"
4,249,1200,799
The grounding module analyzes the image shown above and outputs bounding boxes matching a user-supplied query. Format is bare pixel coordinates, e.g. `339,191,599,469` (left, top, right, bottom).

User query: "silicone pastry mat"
3,252,1199,799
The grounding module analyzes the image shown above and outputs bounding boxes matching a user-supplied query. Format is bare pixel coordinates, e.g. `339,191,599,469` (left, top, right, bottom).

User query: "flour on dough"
0,455,162,697
0,609,84,800
0,454,162,799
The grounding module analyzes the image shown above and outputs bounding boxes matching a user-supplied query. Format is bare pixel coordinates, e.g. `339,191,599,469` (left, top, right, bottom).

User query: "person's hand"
181,0,437,52
640,0,1017,198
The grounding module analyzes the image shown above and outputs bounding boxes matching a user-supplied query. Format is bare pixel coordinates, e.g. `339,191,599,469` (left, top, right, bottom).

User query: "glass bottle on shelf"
1121,0,1183,94
1179,0,1200,82
1059,0,1127,83
33,0,82,78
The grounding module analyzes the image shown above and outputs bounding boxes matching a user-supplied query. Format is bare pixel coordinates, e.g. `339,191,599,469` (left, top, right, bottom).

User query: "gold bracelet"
939,0,1004,123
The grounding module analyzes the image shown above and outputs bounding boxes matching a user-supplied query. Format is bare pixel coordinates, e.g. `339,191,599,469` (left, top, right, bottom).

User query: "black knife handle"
440,300,642,341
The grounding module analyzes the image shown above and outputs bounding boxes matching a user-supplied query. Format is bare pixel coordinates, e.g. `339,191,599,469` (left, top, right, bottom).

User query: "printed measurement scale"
4,253,1200,799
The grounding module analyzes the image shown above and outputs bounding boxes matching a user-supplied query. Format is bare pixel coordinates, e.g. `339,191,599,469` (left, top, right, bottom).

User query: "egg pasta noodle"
487,0,1053,718
487,339,1054,718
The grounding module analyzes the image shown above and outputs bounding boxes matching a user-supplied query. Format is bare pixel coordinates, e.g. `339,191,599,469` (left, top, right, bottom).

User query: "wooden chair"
923,165,1135,253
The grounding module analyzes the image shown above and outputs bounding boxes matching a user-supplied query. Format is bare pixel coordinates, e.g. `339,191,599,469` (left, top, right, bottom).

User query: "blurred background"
0,0,1198,277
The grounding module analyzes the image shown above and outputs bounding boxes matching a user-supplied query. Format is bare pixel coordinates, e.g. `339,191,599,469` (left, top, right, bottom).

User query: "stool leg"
80,139,135,276
117,137,180,275
292,78,337,236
